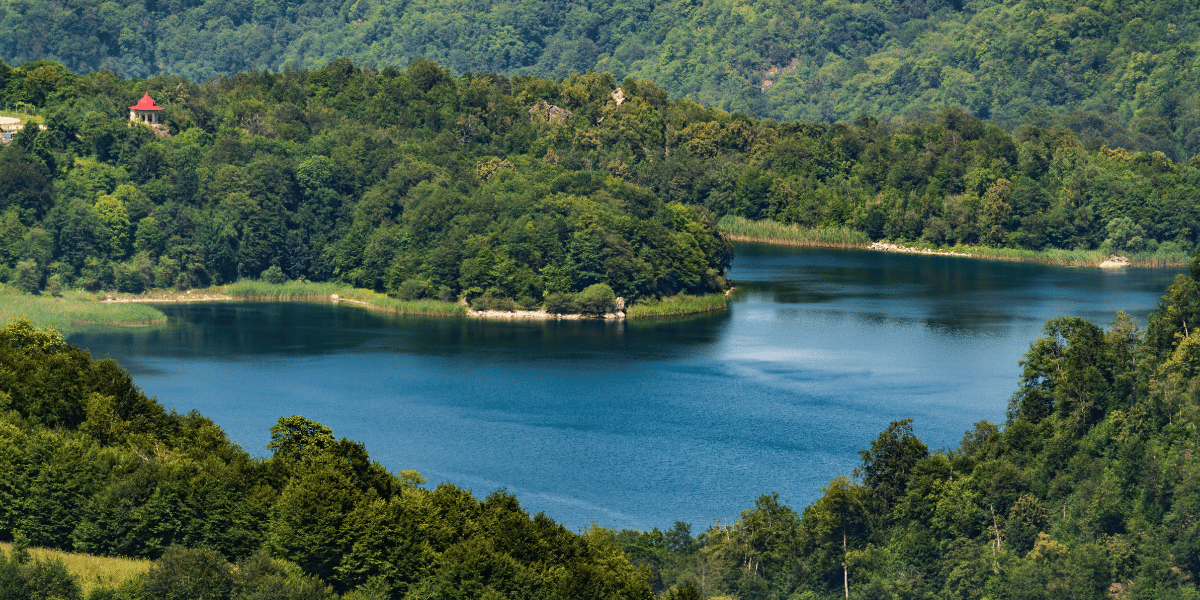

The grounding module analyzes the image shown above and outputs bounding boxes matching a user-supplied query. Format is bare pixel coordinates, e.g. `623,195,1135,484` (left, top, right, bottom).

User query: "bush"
261,265,287,285
395,279,429,301
13,259,40,293
115,262,145,293
544,292,576,314
471,290,516,312
576,283,616,315
143,546,234,600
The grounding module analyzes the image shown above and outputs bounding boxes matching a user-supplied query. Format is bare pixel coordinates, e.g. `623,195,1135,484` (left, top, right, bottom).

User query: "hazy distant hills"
3,0,1198,159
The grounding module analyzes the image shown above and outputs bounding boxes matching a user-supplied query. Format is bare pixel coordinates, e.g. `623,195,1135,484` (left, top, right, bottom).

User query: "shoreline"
726,234,1187,268
100,289,727,321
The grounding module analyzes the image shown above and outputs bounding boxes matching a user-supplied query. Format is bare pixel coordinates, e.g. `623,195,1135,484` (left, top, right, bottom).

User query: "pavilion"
129,92,164,125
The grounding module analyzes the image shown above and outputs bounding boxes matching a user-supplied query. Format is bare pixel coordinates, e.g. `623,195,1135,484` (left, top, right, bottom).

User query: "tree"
143,546,235,600
576,283,616,315
856,419,928,515
267,415,335,462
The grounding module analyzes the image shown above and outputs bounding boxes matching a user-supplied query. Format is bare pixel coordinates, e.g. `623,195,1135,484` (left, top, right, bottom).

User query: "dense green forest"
2,58,1200,302
3,0,1199,158
11,254,1200,598
0,316,655,599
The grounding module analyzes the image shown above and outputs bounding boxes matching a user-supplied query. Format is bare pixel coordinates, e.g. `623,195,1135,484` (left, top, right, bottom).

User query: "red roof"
128,92,164,111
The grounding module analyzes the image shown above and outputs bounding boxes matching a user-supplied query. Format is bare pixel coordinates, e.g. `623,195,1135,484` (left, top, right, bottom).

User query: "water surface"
71,244,1182,531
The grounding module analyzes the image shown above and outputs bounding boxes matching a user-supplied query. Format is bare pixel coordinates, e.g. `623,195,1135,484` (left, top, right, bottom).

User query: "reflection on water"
68,243,1182,532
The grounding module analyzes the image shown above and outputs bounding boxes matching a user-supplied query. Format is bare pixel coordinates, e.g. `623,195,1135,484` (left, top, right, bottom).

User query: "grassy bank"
225,280,467,316
719,215,871,247
0,541,151,595
626,293,728,318
931,244,1190,267
0,286,167,332
720,216,1191,267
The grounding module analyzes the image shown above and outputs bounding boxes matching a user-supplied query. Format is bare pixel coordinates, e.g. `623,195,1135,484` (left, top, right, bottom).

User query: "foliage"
0,317,654,599
2,0,1199,160
0,60,735,310
4,58,1200,307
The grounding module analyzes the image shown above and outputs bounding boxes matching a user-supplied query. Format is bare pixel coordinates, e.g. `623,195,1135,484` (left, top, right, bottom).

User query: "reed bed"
913,244,1190,267
0,541,151,595
626,293,728,318
225,280,466,316
718,215,871,247
225,279,349,300
0,288,167,331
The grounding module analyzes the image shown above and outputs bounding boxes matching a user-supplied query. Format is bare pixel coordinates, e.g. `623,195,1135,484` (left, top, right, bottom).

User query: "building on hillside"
0,116,21,145
129,92,164,125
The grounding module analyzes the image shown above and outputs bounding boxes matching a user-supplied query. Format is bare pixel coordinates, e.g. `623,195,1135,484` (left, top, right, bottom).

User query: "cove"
68,243,1182,532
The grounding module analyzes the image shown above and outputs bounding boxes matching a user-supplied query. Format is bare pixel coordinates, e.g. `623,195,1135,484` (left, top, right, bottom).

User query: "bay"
68,243,1182,532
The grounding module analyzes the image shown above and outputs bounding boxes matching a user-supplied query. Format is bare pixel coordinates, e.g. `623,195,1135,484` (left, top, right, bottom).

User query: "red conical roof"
128,92,163,111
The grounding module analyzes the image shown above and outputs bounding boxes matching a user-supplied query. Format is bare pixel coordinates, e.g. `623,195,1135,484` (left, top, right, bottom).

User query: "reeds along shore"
0,288,168,331
625,293,728,318
224,281,468,317
719,215,1191,267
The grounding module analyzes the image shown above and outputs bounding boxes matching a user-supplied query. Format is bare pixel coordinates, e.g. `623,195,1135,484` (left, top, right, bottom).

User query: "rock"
612,88,626,106
604,312,617,320
528,101,573,123
331,293,339,301
1099,255,1131,268
614,296,625,311
614,311,625,319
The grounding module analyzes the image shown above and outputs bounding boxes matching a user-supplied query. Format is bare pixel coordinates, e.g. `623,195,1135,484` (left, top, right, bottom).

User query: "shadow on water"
69,301,735,371
731,242,1180,335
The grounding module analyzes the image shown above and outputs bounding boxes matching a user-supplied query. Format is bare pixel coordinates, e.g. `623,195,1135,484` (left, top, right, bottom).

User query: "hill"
2,0,1198,157
2,59,1200,302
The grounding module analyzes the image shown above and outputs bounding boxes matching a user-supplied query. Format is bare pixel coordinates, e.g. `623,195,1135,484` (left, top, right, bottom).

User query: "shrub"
576,283,616,315
261,265,287,284
544,292,576,314
396,279,429,301
471,291,515,312
14,259,40,293
143,546,234,600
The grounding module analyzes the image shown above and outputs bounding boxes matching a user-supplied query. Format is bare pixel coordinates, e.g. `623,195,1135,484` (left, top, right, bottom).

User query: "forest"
1,0,1198,159
2,57,1200,303
10,251,1200,598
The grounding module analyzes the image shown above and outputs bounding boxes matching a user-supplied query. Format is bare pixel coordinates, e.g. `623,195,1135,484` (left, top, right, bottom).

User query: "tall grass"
721,215,1190,268
920,244,1190,267
226,280,466,316
626,293,728,318
718,215,871,247
0,541,151,595
225,279,349,300
0,288,167,332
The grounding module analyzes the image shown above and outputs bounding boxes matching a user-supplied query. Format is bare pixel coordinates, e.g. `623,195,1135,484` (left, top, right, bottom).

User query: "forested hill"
611,261,1200,598
3,58,1200,300
3,0,1199,159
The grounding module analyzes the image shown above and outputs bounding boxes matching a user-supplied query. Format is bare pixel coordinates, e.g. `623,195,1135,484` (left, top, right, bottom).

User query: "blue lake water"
69,243,1183,532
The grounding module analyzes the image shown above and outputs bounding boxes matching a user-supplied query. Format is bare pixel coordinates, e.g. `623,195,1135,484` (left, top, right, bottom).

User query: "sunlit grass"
626,293,728,318
718,215,871,247
0,286,167,332
226,280,467,316
0,541,151,595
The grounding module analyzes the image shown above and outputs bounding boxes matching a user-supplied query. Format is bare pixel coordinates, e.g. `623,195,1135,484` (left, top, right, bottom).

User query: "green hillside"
1,58,1199,304
3,0,1198,158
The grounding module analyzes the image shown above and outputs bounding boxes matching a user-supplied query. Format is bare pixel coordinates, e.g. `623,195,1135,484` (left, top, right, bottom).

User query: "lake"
69,243,1182,532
